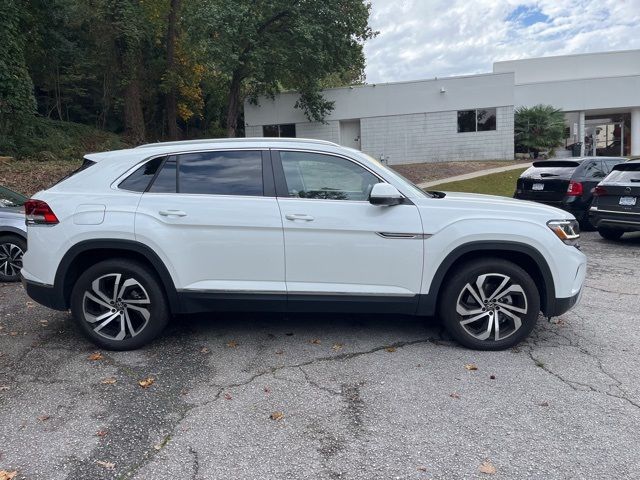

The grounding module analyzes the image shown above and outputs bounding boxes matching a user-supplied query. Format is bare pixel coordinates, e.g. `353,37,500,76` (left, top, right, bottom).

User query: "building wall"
360,106,513,164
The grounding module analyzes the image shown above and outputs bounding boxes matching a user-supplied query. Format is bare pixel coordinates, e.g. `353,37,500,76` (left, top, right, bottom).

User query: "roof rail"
136,137,339,149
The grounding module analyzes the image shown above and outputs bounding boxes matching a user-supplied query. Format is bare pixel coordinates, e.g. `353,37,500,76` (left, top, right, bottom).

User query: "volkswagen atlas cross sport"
21,138,586,351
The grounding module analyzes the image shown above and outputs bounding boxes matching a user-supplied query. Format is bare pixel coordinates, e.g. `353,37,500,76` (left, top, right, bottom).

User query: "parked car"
0,186,28,282
589,159,640,240
21,138,586,351
514,157,624,228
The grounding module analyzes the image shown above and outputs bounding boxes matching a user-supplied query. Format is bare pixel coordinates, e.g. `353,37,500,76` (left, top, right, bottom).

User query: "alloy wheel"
456,273,528,341
82,273,151,341
0,242,24,279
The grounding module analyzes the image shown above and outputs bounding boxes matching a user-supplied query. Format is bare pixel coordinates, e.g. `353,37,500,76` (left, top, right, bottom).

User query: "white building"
244,49,640,165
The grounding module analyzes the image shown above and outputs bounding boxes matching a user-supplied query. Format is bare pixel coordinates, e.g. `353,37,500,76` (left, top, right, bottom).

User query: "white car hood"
413,191,574,223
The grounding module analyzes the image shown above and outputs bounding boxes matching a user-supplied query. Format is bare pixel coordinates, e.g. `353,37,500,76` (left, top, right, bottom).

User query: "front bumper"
546,289,582,317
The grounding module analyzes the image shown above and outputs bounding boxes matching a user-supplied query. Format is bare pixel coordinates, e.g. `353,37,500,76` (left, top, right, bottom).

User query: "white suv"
22,138,586,350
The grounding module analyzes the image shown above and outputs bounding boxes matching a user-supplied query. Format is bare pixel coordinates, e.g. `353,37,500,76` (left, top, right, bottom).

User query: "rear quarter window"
119,157,165,192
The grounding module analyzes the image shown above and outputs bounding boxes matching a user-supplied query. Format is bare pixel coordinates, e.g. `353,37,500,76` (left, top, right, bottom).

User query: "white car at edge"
21,138,586,350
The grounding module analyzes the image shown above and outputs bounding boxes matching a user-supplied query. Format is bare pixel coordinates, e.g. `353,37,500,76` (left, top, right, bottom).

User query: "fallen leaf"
96,430,108,437
0,386,9,391
138,377,155,388
153,443,162,451
417,466,428,472
489,375,496,380
96,460,115,470
537,401,550,407
9,332,17,336
226,340,239,348
275,349,284,355
385,347,397,352
223,393,232,400
200,346,210,354
285,332,294,336
309,339,321,345
0,471,17,480
332,343,344,351
38,415,50,421
464,363,478,371
88,352,104,361
264,387,271,394
449,393,461,399
479,461,496,475
270,411,285,421
101,377,117,385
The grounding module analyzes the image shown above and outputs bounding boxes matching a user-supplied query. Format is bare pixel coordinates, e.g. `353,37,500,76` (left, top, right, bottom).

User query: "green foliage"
0,0,37,153
515,104,565,154
432,168,528,198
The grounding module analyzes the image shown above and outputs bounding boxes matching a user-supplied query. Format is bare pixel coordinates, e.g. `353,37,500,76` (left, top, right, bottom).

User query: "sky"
363,0,640,83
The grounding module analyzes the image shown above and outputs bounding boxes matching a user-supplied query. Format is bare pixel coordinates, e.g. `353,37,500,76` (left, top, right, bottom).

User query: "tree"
164,0,181,139
188,0,375,137
0,0,36,151
514,104,565,155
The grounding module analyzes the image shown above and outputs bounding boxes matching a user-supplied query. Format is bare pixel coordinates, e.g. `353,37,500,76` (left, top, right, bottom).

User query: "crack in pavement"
189,446,200,480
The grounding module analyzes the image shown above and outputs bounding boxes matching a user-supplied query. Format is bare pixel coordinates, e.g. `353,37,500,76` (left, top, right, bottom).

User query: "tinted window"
119,157,164,192
522,161,580,179
582,160,606,180
263,125,279,137
602,159,623,174
279,124,296,138
178,151,263,196
149,159,177,193
262,124,296,138
280,151,379,201
457,110,476,133
477,108,497,131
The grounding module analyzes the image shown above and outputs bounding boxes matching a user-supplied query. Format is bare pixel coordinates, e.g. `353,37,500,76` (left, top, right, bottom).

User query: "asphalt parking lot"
1,231,639,480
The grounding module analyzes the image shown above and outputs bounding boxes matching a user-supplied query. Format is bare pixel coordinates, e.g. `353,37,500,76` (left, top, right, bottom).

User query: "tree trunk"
165,0,180,140
226,71,243,138
124,74,146,144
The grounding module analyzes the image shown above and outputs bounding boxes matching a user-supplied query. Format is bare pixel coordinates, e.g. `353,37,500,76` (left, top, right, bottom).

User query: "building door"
340,120,361,150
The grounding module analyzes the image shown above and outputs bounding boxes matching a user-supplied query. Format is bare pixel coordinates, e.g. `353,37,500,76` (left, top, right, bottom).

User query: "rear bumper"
589,207,640,231
21,277,67,311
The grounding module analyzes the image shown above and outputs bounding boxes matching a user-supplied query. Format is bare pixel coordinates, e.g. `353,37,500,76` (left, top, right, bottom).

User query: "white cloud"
364,0,640,83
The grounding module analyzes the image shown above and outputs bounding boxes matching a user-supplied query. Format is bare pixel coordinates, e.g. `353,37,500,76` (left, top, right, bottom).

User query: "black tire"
70,258,169,350
579,204,596,231
438,258,540,351
0,234,27,282
598,227,624,241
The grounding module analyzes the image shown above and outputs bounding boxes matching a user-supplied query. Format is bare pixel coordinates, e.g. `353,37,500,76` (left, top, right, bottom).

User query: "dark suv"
589,160,640,240
514,157,623,228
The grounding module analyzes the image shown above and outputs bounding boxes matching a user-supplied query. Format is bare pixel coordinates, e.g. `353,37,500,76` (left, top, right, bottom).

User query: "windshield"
360,153,431,198
0,186,27,207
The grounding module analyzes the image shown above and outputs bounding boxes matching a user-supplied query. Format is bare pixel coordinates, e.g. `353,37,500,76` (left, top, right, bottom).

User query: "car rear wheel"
598,227,624,241
70,259,169,350
439,258,540,350
0,235,26,282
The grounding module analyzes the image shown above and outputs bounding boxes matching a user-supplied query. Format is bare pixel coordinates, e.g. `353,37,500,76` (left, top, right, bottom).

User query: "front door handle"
285,213,314,222
159,209,187,217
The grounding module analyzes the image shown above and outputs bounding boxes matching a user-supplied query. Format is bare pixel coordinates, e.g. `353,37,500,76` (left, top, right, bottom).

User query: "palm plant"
514,105,565,157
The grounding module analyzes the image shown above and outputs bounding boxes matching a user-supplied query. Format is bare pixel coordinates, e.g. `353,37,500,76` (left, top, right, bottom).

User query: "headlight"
547,220,580,245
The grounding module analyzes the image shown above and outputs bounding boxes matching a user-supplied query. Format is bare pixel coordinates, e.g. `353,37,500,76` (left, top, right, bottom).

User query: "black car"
589,160,640,240
514,157,623,228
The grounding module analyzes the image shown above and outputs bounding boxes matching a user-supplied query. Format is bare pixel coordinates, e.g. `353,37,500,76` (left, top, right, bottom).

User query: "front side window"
177,151,263,196
280,151,379,201
457,108,497,132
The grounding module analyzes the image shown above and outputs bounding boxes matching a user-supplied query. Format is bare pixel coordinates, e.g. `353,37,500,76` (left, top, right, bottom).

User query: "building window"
457,108,497,132
263,124,296,138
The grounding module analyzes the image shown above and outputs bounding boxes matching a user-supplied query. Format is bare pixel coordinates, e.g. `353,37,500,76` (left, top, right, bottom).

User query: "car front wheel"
439,258,541,350
70,259,169,350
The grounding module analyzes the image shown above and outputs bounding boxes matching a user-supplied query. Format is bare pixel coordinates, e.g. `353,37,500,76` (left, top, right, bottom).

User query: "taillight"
593,185,607,197
24,199,59,225
566,181,583,196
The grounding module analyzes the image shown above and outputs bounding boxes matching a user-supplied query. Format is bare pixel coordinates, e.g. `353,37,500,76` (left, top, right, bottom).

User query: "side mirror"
369,183,403,206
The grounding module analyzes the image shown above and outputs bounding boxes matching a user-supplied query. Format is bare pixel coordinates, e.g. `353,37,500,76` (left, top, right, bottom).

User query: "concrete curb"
417,162,532,189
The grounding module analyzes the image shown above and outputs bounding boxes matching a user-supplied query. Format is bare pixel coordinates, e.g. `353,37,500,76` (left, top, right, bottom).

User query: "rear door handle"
159,209,187,217
285,214,314,222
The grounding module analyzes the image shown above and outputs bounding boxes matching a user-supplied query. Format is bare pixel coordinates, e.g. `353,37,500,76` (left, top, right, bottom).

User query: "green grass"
429,168,528,197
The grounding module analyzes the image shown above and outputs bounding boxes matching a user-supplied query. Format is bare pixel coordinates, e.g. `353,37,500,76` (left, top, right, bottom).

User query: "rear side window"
177,151,263,196
119,157,164,192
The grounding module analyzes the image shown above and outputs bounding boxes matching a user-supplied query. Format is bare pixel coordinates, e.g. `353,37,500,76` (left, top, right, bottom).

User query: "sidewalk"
417,162,532,188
